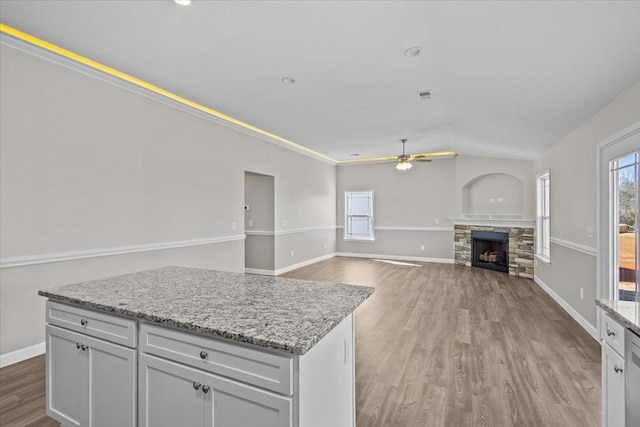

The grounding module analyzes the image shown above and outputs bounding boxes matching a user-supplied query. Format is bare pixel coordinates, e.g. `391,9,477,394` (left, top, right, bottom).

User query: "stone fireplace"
454,223,534,278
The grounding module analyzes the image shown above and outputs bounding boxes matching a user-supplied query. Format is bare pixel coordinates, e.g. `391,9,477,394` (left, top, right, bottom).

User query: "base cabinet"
139,353,292,427
602,342,626,427
46,325,136,427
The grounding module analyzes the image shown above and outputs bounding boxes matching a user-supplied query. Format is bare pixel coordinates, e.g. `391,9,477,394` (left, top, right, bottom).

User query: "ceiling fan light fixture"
396,158,413,171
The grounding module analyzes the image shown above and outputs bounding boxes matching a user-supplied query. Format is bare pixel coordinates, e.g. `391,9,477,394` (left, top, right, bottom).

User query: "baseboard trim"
274,253,337,275
336,252,454,264
533,275,599,341
244,268,275,276
0,341,46,368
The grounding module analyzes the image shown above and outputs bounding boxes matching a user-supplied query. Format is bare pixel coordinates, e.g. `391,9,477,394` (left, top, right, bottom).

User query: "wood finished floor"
0,257,600,426
282,257,600,427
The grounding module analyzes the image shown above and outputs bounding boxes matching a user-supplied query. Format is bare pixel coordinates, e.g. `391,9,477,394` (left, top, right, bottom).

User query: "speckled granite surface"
596,299,640,335
39,266,374,355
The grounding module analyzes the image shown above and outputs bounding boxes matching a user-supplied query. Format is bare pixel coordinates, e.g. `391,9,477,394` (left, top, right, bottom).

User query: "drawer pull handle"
614,365,623,374
80,319,88,326
200,351,208,360
606,329,615,337
192,382,201,390
202,385,211,394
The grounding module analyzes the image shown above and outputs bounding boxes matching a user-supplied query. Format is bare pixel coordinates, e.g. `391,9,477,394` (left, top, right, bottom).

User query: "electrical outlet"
324,242,328,249
248,220,253,227
489,198,495,203
498,197,504,203
291,250,294,257
420,245,425,251
435,219,440,225
580,288,584,300
232,222,236,230
586,226,594,239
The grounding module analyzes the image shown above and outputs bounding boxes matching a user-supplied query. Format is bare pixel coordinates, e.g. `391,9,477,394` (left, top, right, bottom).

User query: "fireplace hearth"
471,230,509,273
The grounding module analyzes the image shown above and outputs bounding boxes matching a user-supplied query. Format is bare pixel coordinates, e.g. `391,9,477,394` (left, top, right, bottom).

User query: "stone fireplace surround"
454,224,534,278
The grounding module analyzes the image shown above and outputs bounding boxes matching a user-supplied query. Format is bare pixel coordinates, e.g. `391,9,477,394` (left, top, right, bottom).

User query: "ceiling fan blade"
414,159,433,162
410,151,457,160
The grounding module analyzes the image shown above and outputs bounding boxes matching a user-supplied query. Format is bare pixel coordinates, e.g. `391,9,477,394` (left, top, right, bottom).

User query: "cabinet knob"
200,351,208,360
81,319,88,326
192,382,201,390
606,329,615,337
76,342,81,349
614,365,623,374
202,385,211,394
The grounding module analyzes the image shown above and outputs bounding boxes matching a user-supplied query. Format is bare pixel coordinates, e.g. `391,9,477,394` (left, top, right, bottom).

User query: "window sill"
343,237,375,243
535,254,551,266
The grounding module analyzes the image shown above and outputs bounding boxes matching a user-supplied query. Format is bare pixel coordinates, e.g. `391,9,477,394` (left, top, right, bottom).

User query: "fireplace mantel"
449,218,536,228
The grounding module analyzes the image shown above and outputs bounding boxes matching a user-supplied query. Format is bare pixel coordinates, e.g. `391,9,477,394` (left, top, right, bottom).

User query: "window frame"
344,190,375,242
536,170,551,264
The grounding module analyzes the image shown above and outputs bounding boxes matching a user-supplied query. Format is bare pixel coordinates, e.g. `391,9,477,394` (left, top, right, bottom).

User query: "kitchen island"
38,266,374,427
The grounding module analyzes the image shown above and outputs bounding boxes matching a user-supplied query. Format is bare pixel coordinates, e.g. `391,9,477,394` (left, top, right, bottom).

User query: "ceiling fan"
393,139,456,171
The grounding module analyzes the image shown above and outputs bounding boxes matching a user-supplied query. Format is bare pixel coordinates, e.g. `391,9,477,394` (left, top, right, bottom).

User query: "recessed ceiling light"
404,46,421,57
281,77,296,85
174,0,191,6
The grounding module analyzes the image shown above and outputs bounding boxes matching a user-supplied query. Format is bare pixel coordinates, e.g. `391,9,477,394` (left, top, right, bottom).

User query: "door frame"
597,120,640,301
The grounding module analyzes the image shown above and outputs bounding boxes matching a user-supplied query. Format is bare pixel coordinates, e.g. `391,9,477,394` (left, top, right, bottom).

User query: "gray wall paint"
533,80,640,327
455,156,534,218
465,173,524,215
0,44,336,355
338,229,453,260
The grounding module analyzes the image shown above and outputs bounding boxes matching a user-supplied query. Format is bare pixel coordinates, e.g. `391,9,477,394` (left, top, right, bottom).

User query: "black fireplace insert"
471,230,509,273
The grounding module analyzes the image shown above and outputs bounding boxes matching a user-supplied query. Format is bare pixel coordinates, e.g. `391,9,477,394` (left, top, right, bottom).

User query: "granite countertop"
596,299,640,335
39,266,374,355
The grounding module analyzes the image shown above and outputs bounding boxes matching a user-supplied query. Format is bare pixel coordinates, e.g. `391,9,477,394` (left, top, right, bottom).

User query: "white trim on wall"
0,235,246,269
335,225,454,232
549,237,597,257
533,275,599,341
246,253,337,276
245,226,337,237
336,252,454,264
0,341,46,368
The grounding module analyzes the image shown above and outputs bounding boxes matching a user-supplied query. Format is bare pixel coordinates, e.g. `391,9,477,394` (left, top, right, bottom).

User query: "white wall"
0,43,336,356
533,80,640,328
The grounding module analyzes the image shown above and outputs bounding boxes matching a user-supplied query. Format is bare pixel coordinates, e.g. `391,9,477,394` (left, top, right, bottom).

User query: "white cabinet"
139,353,292,427
600,310,626,427
46,300,137,427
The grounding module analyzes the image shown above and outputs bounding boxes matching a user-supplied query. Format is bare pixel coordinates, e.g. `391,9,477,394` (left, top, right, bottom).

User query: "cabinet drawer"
600,311,625,356
139,323,293,395
47,301,137,348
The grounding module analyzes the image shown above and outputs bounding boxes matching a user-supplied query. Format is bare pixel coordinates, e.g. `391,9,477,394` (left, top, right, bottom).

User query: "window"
536,170,550,262
612,152,638,302
344,191,374,241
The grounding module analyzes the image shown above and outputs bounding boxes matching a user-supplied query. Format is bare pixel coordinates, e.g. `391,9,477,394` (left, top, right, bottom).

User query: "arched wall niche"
461,173,524,215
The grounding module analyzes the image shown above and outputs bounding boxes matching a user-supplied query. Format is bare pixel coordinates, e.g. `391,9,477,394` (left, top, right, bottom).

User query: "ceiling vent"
417,90,432,100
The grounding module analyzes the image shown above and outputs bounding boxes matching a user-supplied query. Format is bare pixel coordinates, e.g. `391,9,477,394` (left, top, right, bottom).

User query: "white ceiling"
1,1,640,161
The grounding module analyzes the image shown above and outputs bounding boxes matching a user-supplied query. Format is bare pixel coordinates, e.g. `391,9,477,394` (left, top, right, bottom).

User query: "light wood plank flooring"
0,257,600,426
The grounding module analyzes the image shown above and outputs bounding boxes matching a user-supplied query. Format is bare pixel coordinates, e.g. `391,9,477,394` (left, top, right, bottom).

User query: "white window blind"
536,171,550,261
344,191,374,241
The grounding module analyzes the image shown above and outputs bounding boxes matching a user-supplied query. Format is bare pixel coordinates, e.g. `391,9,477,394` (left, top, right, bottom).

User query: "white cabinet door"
602,342,625,427
204,372,292,427
139,353,206,427
46,325,86,427
86,335,136,427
